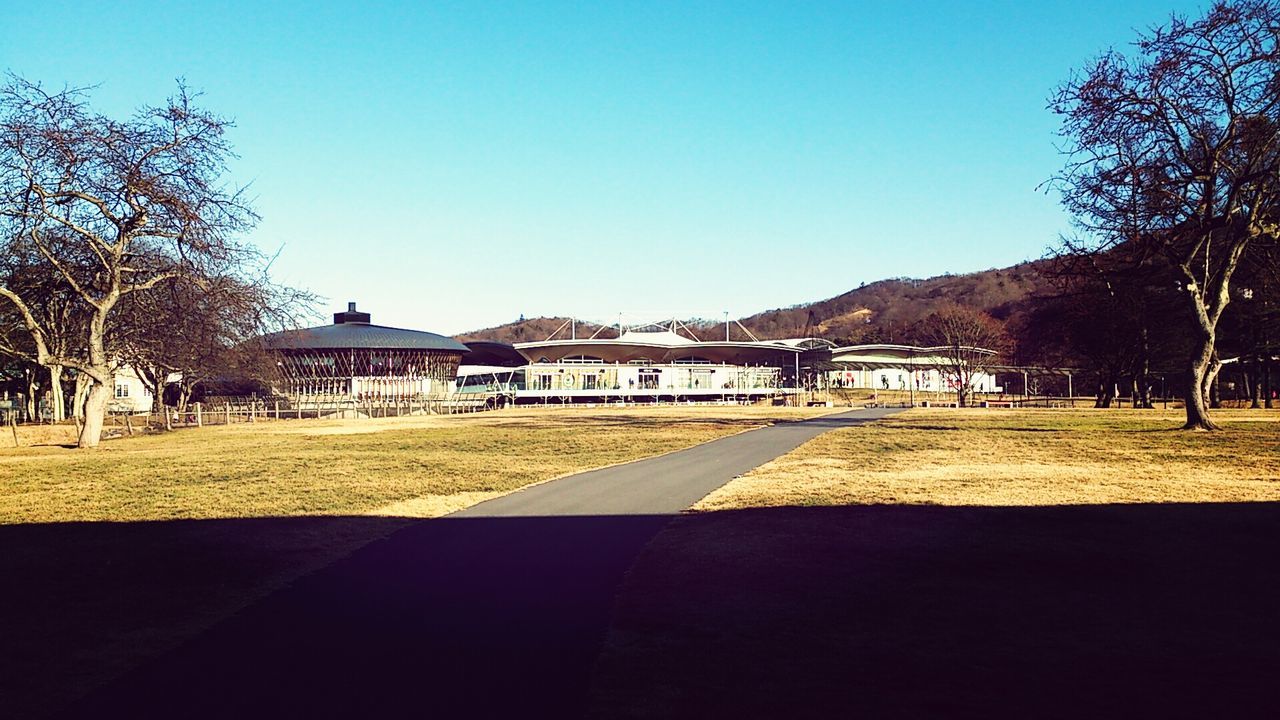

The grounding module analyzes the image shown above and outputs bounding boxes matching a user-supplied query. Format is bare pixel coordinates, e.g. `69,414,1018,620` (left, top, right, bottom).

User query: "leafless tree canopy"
916,303,1008,407
1050,0,1280,428
0,76,310,446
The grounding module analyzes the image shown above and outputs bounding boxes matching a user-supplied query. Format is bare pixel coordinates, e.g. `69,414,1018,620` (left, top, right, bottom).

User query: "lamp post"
908,349,916,408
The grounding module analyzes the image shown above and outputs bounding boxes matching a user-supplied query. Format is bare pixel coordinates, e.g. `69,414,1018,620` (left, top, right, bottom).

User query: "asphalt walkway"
69,407,902,718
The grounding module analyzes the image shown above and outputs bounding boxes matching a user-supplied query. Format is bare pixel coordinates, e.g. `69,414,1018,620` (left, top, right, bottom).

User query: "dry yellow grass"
591,407,1280,717
1,403,833,718
697,407,1280,510
0,404,835,525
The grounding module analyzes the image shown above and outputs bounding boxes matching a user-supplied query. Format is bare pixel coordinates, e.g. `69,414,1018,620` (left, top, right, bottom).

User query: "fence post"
250,403,256,423
274,401,279,420
195,402,202,427
225,405,230,425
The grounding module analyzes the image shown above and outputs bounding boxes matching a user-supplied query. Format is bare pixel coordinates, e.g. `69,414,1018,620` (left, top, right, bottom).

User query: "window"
114,384,129,399
581,374,598,390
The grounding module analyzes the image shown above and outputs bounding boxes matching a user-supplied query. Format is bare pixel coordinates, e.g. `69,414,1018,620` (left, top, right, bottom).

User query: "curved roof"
462,341,528,367
514,337,801,365
830,344,998,364
264,323,468,352
773,337,839,349
617,329,697,345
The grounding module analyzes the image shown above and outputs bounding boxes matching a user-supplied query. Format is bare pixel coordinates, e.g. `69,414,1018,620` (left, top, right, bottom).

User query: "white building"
109,365,156,414
457,320,807,404
826,344,1002,395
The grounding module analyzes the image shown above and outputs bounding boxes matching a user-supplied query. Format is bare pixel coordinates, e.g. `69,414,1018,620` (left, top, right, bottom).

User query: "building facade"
262,303,469,405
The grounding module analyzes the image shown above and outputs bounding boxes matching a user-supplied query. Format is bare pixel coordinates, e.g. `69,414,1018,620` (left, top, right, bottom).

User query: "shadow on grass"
590,502,1280,719
9,500,1275,719
11,512,680,719
1,516,415,719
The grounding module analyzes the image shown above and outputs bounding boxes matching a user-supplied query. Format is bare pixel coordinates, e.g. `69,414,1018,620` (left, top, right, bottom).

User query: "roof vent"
334,302,372,325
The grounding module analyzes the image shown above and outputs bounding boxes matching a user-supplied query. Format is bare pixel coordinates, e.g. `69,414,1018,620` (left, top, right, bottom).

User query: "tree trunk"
24,372,39,422
1203,354,1223,411
1184,334,1220,430
1249,360,1261,409
78,300,116,448
78,380,110,448
1138,326,1153,408
72,372,90,421
148,365,165,415
48,365,66,422
1264,357,1273,410
1095,377,1113,408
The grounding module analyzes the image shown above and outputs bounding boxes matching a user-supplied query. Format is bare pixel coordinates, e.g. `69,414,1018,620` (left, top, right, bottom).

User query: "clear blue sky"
4,1,1205,334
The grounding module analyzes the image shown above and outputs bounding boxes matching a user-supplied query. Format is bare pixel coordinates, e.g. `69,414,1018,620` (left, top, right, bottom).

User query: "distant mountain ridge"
455,260,1054,346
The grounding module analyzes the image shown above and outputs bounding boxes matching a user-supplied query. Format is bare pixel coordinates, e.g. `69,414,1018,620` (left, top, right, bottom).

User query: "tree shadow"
17,513,681,719
10,501,1274,719
590,502,1280,719
3,516,414,719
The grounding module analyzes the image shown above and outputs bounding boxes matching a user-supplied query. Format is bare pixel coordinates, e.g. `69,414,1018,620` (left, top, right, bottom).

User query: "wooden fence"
127,394,496,428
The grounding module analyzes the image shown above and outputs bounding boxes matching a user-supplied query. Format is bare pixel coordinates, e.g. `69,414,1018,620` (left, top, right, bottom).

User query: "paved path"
69,408,902,719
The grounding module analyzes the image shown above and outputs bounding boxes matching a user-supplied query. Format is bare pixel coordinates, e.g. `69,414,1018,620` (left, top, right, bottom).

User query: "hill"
455,260,1055,346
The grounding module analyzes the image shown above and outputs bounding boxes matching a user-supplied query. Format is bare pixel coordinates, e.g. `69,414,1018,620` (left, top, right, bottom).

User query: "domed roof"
263,303,469,353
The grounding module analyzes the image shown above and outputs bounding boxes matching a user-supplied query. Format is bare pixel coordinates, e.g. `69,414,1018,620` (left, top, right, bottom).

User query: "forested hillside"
456,260,1054,347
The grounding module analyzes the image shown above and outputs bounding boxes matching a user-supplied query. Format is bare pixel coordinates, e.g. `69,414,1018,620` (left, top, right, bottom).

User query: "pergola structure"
262,303,468,402
824,344,1003,394
462,320,812,403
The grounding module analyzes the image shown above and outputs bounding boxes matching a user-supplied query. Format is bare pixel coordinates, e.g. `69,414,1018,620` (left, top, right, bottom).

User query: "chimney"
334,301,372,325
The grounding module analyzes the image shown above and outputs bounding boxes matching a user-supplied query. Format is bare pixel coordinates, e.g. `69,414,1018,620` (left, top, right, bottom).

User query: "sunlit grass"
591,407,1280,717
1,405,833,524
2,404,834,719
696,408,1280,510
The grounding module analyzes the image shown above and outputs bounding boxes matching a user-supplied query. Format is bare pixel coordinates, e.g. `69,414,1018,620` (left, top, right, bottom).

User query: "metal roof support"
733,319,760,342
544,318,573,342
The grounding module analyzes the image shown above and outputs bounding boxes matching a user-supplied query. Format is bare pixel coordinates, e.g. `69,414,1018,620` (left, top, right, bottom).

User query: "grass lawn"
0,405,828,718
589,408,1280,719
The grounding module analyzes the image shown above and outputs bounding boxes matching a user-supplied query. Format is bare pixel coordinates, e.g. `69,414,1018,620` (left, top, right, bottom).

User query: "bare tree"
0,233,94,421
917,303,1008,407
1051,0,1280,429
0,77,258,446
117,273,315,420
1035,242,1187,408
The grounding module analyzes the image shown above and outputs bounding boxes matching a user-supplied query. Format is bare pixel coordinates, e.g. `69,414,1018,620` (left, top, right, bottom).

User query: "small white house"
109,365,156,414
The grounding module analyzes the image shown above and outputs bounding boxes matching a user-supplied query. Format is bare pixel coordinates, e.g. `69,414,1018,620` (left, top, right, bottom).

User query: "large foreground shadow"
38,513,677,719
590,502,1280,719
9,501,1278,719
0,516,415,718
